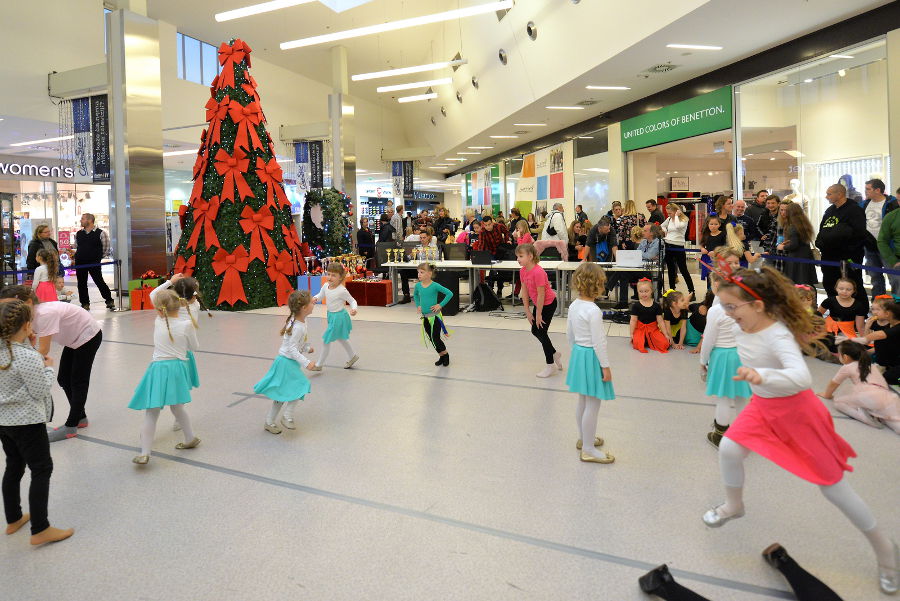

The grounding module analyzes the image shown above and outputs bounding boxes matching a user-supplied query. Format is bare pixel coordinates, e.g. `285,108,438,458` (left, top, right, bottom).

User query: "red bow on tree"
205,97,229,147
174,254,197,277
187,196,221,250
189,150,209,204
242,74,260,103
228,100,264,151
255,157,289,208
211,245,250,306
178,204,188,229
214,148,255,203
239,205,276,263
217,40,252,89
282,224,301,252
266,250,297,306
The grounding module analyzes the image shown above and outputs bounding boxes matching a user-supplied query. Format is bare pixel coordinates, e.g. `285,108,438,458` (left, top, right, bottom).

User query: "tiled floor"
2,289,897,601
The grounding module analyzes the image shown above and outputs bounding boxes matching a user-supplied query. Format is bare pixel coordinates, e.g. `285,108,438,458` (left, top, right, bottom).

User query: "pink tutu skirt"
34,281,58,303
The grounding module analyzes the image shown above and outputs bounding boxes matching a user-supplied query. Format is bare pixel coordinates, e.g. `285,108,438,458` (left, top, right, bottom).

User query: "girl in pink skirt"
700,265,898,595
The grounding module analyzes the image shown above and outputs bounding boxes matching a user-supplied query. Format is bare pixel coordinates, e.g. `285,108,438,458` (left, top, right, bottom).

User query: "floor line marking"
75,434,792,600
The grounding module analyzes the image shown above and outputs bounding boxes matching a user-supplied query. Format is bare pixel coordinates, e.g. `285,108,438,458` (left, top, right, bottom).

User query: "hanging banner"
402,161,414,199
391,161,403,200
308,140,323,188
71,98,91,183
515,140,574,218
295,142,310,194
465,164,501,215
90,95,110,182
620,86,732,152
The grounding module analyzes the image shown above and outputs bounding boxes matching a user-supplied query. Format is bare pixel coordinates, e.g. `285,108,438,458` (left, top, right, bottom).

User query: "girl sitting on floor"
629,278,668,353
662,289,689,350
685,290,715,354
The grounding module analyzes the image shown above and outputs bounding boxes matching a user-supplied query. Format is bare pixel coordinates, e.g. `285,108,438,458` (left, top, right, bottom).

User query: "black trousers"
883,364,900,386
0,423,52,535
75,264,113,305
57,330,102,427
423,317,447,354
530,298,558,364
821,256,867,312
400,269,417,297
664,244,694,292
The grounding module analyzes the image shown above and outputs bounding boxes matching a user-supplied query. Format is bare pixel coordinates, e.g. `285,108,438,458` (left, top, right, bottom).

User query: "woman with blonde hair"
616,200,645,248
661,202,694,296
26,225,60,272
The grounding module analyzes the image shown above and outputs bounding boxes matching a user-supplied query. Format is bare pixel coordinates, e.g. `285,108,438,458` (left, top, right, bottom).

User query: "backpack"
473,282,502,312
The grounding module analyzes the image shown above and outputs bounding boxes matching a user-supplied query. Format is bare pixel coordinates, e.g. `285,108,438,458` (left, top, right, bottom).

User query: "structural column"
329,46,357,236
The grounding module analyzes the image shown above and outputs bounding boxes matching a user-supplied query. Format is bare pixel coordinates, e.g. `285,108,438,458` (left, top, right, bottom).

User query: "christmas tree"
302,187,354,258
173,38,303,310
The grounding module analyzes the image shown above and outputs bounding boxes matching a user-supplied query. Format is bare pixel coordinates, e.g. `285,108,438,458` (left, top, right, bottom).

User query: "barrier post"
116,259,124,311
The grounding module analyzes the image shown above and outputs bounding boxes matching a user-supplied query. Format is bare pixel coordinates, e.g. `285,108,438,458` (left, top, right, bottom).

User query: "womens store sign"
0,155,75,182
620,86,733,152
515,140,575,217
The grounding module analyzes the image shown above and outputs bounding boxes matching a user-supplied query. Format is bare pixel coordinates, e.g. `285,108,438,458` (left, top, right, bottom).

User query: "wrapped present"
345,280,367,305
297,275,323,297
130,286,155,311
128,277,164,292
364,280,392,306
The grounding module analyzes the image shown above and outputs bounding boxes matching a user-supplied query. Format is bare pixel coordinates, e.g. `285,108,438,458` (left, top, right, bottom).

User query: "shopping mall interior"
1,2,899,600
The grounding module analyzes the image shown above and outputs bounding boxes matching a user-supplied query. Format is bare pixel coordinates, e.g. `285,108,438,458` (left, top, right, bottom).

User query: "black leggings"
0,424,53,535
664,244,694,293
423,317,447,354
530,298,558,364
57,330,102,427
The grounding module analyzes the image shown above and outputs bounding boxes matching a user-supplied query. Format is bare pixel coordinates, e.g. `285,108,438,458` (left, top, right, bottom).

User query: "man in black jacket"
816,184,869,310
73,213,115,310
378,212,396,244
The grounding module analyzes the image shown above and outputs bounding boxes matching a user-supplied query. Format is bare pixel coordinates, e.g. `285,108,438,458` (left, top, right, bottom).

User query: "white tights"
718,437,894,565
713,396,747,426
576,394,609,459
266,400,298,425
141,406,194,456
318,340,356,366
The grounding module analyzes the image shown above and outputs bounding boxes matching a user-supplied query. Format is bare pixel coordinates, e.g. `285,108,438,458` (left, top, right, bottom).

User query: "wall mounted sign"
620,86,733,152
0,154,75,182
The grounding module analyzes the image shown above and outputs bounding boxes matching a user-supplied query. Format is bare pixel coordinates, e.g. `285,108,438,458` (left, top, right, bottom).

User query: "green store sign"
620,86,733,152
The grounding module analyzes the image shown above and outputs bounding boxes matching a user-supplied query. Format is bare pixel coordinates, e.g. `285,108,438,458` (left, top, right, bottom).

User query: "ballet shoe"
30,526,74,546
536,365,555,378
575,437,604,450
5,514,29,535
281,416,296,430
639,564,674,593
132,455,149,465
702,504,745,527
761,543,788,569
264,422,282,435
344,355,359,369
553,351,563,370
879,540,899,594
580,451,614,464
175,437,201,450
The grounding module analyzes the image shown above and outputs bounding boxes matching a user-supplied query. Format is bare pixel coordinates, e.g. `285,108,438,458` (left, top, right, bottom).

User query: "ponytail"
837,341,873,383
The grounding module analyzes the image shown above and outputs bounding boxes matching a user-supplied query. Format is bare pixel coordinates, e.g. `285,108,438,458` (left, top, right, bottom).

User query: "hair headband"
638,277,651,282
662,288,677,297
699,255,763,301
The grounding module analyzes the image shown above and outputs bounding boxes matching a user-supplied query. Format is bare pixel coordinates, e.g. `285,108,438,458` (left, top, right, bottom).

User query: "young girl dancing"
517,243,562,378
127,290,201,465
818,341,900,434
701,265,898,595
819,278,868,341
0,300,73,545
662,289,689,350
31,250,60,303
629,279,669,353
313,263,359,370
566,263,615,464
150,273,212,390
413,263,453,366
254,290,318,434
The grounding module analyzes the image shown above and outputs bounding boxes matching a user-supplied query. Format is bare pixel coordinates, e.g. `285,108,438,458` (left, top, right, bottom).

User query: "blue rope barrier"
663,246,900,276
0,260,121,277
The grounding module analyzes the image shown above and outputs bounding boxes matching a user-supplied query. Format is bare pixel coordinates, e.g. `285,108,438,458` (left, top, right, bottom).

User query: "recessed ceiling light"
513,123,546,126
9,135,74,147
163,149,199,157
584,168,609,173
376,78,452,93
666,44,722,50
281,1,513,49
468,146,493,149
769,157,776,161
215,0,315,22
457,152,481,155
829,54,855,59
352,59,468,81
397,92,437,103
546,106,584,110
489,135,519,138
445,158,467,161
585,86,630,90
803,78,813,83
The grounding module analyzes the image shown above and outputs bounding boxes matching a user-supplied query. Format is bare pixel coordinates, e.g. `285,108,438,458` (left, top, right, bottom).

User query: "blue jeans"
865,249,886,297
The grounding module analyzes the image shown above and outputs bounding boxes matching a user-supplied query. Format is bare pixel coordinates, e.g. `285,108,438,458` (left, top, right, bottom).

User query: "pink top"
34,302,101,349
519,264,556,306
833,361,890,389
515,232,534,245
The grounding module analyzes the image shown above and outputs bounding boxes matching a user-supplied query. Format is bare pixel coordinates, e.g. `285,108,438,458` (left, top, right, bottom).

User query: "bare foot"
30,526,74,546
5,513,29,535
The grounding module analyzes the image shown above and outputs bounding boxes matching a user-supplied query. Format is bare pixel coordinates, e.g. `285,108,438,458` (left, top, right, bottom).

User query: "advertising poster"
515,140,574,218
71,98,92,183
465,164,501,215
90,95,110,182
308,141,323,189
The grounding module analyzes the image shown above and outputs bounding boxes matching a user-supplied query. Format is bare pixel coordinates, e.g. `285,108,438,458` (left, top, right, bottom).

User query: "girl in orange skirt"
701,265,898,595
818,277,867,340
629,279,669,353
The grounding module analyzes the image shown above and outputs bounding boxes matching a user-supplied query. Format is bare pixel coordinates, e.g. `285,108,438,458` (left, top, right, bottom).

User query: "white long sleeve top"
149,280,200,325
566,299,610,368
314,284,358,313
0,342,54,426
661,216,688,246
278,319,312,367
699,302,738,366
152,317,199,362
734,321,812,398
32,264,51,285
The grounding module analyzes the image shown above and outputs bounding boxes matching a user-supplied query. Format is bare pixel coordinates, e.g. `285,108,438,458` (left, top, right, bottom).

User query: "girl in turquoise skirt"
565,263,615,464
254,290,318,435
312,263,359,370
128,290,201,465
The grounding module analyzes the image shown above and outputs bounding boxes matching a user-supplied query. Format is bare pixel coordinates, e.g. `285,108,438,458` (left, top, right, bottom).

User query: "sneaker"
76,418,89,429
264,422,282,435
706,430,723,448
47,426,77,442
398,296,412,304
106,301,116,311
344,354,359,369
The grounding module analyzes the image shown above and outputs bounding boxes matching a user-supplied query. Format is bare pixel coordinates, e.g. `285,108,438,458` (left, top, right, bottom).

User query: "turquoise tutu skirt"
566,344,616,400
322,309,352,344
185,350,199,389
253,355,311,403
684,321,702,347
706,346,751,398
128,359,193,410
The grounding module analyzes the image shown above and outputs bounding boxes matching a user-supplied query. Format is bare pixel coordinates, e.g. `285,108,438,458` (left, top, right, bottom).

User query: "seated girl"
629,279,669,353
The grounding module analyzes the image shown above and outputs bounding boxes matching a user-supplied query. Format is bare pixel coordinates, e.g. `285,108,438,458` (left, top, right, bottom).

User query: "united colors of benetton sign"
620,86,733,152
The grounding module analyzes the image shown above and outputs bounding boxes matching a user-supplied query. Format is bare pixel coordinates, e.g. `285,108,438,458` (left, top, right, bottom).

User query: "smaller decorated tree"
302,188,354,259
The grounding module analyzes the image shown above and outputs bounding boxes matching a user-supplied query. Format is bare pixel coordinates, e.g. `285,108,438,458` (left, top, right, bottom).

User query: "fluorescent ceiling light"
666,44,723,50
429,166,449,168
444,158,467,161
803,78,813,83
376,78,452,93
782,150,804,158
584,168,609,173
215,0,314,22
352,59,467,81
9,135,74,147
397,92,437,103
468,146,493,149
163,149,199,157
829,54,855,59
576,136,594,139
489,135,519,139
513,123,546,126
585,86,630,90
457,152,481,155
546,106,584,110
281,1,513,50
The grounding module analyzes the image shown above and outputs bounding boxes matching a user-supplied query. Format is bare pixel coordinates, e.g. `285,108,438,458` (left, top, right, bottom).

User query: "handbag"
546,212,560,236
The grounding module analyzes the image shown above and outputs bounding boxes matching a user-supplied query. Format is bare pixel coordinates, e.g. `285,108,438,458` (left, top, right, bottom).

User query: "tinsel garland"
302,188,353,259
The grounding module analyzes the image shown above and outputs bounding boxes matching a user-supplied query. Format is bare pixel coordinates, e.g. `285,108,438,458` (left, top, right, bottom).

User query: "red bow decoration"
255,157,289,208
282,224,301,252
242,74,261,103
188,151,209,204
205,97,230,147
217,40,252,89
699,254,763,301
178,204,188,229
228,100,264,151
211,245,250,306
174,254,197,277
187,196,221,250
266,250,297,306
239,205,276,263
214,148,255,203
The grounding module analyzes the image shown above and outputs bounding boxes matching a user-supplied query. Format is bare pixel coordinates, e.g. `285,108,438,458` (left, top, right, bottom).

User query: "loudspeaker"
434,271,460,316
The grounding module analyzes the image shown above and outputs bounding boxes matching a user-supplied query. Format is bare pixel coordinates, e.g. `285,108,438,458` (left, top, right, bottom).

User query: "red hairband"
638,277,651,282
699,256,763,301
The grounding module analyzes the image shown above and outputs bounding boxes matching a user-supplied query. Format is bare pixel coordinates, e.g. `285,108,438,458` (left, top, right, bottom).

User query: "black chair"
539,246,562,261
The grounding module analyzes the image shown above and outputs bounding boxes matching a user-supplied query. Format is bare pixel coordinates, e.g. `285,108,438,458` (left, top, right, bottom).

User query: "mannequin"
839,174,864,206
783,179,810,214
